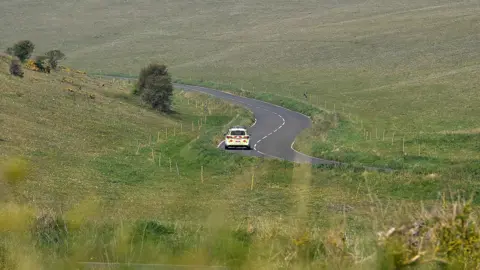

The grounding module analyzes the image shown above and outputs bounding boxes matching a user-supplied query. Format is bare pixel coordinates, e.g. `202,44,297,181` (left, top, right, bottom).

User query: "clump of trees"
33,56,51,73
134,63,173,113
5,40,66,76
45,50,65,70
6,40,35,62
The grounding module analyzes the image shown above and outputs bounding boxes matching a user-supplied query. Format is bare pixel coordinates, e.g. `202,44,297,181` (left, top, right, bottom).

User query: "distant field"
2,0,480,267
1,0,478,172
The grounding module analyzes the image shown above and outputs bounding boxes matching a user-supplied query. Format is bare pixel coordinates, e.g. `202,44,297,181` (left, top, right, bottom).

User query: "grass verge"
172,77,480,178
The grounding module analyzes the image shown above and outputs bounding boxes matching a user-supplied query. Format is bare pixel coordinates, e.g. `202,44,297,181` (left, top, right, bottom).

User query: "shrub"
135,63,173,113
45,50,65,70
32,210,68,253
11,40,35,62
9,59,24,78
33,56,50,73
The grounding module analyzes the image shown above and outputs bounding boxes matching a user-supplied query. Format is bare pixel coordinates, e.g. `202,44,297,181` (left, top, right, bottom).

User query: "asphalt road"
176,83,342,165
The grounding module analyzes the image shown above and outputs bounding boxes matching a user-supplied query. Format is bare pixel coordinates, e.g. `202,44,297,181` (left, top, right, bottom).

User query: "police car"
224,125,251,150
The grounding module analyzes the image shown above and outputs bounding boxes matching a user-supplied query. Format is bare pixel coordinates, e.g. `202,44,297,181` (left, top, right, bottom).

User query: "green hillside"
2,0,477,172
1,0,480,268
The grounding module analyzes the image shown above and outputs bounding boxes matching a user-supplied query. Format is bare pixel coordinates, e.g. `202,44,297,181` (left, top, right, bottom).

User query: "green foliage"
11,40,35,62
131,83,139,95
32,212,69,254
9,59,24,78
132,220,175,243
209,228,253,269
45,50,65,70
34,56,50,73
135,63,173,113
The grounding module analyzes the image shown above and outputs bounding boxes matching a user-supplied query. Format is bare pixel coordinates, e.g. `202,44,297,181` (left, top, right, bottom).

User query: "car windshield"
230,130,246,135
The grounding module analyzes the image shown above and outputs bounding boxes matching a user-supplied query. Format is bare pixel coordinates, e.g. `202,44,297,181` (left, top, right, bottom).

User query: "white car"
224,126,251,150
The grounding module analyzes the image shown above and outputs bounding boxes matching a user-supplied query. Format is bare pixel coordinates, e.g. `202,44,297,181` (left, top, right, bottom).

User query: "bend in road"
99,75,391,172
176,84,391,172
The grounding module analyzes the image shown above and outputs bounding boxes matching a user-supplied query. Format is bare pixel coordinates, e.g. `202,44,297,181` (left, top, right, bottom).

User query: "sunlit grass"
0,55,450,268
2,0,480,264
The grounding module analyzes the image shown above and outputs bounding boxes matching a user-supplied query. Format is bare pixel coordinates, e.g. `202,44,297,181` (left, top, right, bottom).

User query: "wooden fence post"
251,167,255,190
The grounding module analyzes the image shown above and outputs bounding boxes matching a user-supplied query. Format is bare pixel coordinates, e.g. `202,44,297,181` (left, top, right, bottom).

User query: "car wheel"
224,145,229,150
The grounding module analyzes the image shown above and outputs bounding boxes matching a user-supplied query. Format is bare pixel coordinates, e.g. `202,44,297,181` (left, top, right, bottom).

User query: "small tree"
45,50,65,70
12,40,35,62
135,63,173,113
9,59,24,78
34,56,50,73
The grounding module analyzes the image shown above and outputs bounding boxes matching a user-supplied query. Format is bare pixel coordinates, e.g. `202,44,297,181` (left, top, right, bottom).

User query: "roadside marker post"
251,166,255,190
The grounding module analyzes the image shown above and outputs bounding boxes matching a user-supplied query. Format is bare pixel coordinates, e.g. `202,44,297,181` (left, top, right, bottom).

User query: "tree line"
5,40,173,113
5,40,66,77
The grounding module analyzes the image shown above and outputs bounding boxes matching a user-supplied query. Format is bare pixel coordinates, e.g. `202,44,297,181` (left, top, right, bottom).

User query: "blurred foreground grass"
1,159,480,269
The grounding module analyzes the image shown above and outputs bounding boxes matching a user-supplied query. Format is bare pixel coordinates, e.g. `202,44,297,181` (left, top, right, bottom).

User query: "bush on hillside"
11,40,35,62
45,50,65,70
135,63,173,113
34,56,51,73
32,210,69,252
9,59,24,78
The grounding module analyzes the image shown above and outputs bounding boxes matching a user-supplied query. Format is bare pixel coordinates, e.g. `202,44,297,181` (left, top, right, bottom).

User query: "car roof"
229,125,247,130
229,128,247,132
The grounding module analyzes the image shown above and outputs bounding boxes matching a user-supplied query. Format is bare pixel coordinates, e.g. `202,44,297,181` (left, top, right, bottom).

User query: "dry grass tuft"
377,195,480,269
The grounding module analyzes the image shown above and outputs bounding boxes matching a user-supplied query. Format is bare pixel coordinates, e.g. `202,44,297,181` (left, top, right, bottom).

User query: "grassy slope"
2,0,477,172
0,55,370,268
0,54,257,219
1,0,480,266
1,58,480,268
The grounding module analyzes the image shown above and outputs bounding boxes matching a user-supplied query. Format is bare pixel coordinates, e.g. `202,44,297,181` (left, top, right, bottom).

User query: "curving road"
176,83,343,166
101,75,390,171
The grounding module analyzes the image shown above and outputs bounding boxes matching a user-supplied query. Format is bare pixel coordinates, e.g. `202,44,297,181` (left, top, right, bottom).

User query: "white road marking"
179,84,289,158
251,118,257,127
252,107,286,155
217,141,224,148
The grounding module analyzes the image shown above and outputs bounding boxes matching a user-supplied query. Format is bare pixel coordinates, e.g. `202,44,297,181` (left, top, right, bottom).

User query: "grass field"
1,0,480,268
1,55,480,269
2,0,477,173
